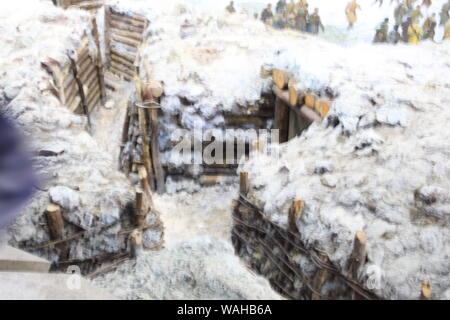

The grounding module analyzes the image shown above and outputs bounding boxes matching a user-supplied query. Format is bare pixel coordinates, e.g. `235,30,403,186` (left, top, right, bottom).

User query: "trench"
43,2,334,299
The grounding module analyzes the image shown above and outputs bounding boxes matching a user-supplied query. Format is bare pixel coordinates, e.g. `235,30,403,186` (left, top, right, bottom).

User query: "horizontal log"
272,69,290,89
87,94,100,113
86,83,100,104
64,81,79,104
111,52,134,69
109,8,147,25
109,19,143,34
110,60,134,78
110,48,136,64
225,115,265,127
110,66,132,81
80,63,97,86
110,33,141,48
68,95,81,112
110,28,143,42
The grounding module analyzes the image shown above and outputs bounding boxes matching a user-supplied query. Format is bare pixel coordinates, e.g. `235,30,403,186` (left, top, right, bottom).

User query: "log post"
311,253,329,300
239,171,248,196
135,189,145,228
91,16,107,104
129,229,143,258
274,97,289,143
347,230,367,299
45,204,64,239
288,199,304,233
420,281,432,300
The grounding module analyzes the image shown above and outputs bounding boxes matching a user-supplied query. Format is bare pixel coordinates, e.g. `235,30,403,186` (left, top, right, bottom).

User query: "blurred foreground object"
0,115,35,229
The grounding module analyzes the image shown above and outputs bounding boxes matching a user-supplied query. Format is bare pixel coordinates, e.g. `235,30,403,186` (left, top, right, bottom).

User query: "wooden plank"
91,15,106,104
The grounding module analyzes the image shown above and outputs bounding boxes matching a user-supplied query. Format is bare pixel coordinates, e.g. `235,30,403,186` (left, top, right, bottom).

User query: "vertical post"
288,199,304,233
239,171,248,196
420,281,432,300
347,230,367,299
45,204,64,239
274,97,289,143
129,229,143,258
135,189,144,228
91,16,107,104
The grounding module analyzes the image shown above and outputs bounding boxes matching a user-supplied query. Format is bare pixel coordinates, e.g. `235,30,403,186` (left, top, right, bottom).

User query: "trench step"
0,245,51,273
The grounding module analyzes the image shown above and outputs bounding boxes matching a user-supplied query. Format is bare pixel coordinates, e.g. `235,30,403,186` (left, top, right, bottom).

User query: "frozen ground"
94,186,282,299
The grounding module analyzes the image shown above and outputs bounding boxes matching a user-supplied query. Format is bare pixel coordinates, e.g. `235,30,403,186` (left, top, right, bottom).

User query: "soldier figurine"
308,8,324,34
388,24,402,44
422,13,437,40
261,4,274,25
407,17,423,44
373,18,389,43
422,0,432,8
276,0,287,15
440,0,450,26
401,16,412,41
226,1,236,14
394,2,408,26
444,20,450,39
346,0,361,29
411,5,423,23
295,4,309,31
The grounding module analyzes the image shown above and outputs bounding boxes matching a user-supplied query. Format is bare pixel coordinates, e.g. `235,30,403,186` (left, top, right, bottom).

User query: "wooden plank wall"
42,29,105,115
105,6,148,81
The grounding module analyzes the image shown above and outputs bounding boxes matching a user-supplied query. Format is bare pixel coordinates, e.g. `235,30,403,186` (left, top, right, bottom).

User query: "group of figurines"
370,0,450,44
226,0,325,34
224,0,450,43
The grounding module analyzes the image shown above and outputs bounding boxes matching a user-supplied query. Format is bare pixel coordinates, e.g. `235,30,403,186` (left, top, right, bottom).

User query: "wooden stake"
288,199,304,233
129,229,143,258
239,171,248,195
311,253,329,300
348,230,367,299
135,189,144,227
91,16,107,104
420,281,432,300
45,204,64,240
